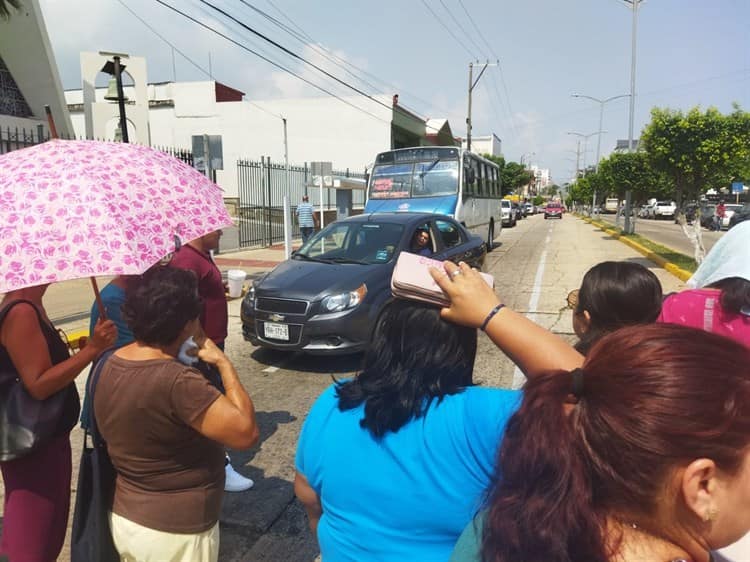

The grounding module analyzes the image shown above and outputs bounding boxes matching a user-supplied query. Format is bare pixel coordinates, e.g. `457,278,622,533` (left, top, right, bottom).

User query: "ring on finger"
451,270,462,278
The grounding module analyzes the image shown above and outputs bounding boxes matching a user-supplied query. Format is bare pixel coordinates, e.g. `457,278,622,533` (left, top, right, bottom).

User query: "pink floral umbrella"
0,139,233,294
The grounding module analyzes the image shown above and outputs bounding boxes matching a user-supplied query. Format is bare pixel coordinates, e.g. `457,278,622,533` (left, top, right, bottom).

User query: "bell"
103,77,127,102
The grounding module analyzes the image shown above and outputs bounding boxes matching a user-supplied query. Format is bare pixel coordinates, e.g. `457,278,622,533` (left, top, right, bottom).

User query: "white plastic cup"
227,269,247,298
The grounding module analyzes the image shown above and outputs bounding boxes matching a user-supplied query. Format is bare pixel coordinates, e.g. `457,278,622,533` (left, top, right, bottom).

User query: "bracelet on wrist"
480,303,505,331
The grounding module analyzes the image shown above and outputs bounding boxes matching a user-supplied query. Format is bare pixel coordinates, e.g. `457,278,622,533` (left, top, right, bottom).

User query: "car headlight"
245,284,256,306
320,284,367,313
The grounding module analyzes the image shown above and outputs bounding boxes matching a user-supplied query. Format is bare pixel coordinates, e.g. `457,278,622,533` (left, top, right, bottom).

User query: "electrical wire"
437,0,485,57
246,0,452,117
419,0,475,59
457,0,496,60
151,0,391,124
196,0,444,132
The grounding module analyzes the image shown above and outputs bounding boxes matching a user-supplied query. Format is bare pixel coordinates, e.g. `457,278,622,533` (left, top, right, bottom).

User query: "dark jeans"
300,226,314,243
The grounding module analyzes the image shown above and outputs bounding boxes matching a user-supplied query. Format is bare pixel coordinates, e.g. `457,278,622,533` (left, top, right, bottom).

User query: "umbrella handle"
90,277,108,321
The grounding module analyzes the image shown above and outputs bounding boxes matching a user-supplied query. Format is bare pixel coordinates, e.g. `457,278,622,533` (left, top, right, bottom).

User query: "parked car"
651,200,676,219
722,204,744,229
728,204,750,228
500,199,516,227
523,202,535,215
544,202,563,219
674,202,699,224
240,213,487,355
699,203,717,228
513,202,525,219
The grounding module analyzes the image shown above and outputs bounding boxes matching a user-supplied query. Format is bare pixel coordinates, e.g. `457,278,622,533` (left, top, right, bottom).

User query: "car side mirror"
465,168,475,184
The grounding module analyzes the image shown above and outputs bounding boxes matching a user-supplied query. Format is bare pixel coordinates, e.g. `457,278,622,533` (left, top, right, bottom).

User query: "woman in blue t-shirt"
295,262,582,562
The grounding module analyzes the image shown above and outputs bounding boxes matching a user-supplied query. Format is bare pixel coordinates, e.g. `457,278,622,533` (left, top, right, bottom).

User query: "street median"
579,215,694,282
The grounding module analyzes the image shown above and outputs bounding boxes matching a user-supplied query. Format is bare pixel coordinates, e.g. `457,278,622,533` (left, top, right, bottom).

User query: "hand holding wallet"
390,251,494,307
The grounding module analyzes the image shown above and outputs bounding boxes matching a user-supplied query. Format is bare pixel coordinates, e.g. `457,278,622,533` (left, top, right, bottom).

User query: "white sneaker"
224,463,254,492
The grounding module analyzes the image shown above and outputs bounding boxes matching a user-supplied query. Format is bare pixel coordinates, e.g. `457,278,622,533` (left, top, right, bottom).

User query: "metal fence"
0,126,75,154
237,157,366,247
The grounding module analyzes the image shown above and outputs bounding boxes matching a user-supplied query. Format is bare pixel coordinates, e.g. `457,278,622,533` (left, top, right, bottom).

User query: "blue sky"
39,0,750,183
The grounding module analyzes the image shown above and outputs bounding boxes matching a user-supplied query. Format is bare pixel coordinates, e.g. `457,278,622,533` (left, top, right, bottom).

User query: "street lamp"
100,51,130,143
571,93,630,172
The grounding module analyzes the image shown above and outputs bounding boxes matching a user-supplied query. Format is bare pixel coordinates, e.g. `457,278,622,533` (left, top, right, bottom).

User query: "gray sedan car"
241,212,486,355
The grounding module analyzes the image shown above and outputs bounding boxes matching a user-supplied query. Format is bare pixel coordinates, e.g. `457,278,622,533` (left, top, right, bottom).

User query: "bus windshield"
369,159,459,199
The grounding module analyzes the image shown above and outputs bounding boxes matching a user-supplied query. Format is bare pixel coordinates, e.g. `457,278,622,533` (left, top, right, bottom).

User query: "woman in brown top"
94,266,259,562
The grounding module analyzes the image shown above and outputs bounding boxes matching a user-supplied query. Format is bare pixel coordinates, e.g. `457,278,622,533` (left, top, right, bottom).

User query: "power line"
457,0,496,59
117,0,286,120
248,0,452,117
437,0,485,57
196,0,444,132
419,0,475,59
151,0,391,124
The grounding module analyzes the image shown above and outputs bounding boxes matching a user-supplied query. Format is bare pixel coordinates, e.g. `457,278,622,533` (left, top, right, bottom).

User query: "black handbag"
71,350,119,562
0,300,74,462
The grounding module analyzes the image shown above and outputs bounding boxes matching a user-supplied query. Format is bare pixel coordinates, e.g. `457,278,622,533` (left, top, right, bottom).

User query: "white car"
721,204,744,229
500,200,516,227
652,201,676,219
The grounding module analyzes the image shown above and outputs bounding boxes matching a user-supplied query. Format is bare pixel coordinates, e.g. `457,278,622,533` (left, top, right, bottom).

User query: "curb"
580,216,693,282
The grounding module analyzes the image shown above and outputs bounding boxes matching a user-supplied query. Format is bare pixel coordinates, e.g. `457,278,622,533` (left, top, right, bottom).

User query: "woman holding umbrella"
0,285,117,562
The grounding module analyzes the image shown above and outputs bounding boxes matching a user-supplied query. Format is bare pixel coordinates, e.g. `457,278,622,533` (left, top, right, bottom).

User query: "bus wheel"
486,221,494,252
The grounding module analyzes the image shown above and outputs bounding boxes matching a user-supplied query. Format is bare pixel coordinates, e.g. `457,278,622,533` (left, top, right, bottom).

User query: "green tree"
641,105,750,206
0,0,21,19
596,151,671,206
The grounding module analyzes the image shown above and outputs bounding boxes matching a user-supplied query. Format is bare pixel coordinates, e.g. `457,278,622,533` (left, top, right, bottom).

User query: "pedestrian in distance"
169,229,256,492
296,194,319,244
0,285,117,562
295,262,582,561
566,261,663,355
713,200,726,231
94,266,259,562
659,219,750,348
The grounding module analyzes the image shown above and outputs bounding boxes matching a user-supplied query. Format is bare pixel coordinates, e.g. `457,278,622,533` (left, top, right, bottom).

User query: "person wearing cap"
297,195,319,243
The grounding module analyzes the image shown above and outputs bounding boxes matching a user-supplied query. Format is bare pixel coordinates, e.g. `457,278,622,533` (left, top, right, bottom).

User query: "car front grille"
256,297,308,314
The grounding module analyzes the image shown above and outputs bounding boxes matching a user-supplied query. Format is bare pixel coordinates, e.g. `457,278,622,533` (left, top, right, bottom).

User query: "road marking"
511,224,553,389
263,365,280,373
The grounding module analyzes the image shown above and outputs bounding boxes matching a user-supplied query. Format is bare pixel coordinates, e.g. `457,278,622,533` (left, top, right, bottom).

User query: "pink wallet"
390,252,494,307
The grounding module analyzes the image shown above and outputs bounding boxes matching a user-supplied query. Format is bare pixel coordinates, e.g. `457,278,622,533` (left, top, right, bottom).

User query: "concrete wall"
0,0,73,137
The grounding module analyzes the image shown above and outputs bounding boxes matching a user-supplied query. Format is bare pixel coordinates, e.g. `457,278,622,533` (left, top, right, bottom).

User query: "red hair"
482,323,750,562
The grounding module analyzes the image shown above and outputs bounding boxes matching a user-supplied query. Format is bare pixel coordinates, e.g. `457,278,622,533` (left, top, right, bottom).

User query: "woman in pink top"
659,220,750,347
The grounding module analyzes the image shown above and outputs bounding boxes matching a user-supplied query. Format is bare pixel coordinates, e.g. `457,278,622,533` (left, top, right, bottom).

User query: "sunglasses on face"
566,289,579,310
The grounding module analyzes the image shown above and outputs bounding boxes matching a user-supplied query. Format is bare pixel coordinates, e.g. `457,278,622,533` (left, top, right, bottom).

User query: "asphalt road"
596,213,724,258
7,214,750,561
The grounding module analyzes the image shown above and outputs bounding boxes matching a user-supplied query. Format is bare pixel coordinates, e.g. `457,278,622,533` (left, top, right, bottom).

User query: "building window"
0,55,33,118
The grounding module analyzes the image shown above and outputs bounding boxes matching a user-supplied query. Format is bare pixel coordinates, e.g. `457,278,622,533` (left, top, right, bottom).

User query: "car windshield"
726,204,743,212
657,201,673,206
295,221,405,265
369,160,459,199
547,203,561,208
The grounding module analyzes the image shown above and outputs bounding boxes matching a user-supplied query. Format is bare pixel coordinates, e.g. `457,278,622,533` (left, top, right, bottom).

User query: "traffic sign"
732,181,745,194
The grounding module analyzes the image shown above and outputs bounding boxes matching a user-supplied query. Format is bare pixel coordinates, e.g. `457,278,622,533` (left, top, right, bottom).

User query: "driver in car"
410,228,433,256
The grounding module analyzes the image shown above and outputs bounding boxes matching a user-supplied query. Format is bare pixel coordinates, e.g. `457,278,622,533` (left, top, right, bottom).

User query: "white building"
0,0,73,149
66,79,458,200
529,165,551,193
461,133,502,157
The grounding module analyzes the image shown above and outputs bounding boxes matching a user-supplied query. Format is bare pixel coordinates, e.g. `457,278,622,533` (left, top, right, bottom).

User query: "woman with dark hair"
461,324,750,562
568,261,663,355
0,286,116,562
659,220,750,347
94,266,259,561
294,293,581,561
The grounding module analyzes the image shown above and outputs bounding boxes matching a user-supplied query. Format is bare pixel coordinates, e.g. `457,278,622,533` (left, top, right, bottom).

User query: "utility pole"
282,117,291,259
466,60,498,152
623,0,642,233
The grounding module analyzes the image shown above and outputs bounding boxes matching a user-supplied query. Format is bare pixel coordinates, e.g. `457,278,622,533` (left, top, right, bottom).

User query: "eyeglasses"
566,289,579,310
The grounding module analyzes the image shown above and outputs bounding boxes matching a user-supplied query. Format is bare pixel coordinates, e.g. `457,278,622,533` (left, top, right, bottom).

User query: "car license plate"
264,322,289,341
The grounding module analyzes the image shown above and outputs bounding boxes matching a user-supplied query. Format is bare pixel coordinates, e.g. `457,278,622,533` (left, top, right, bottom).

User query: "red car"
544,202,563,219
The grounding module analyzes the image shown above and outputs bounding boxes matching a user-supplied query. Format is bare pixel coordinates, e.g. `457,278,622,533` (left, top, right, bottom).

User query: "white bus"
364,147,503,249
